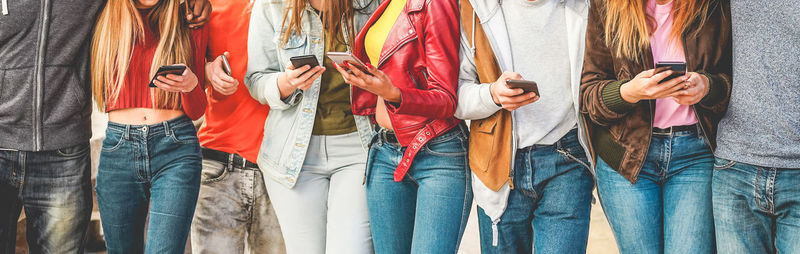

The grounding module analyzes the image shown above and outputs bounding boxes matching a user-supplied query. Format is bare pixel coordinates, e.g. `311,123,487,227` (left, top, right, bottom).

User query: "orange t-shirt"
197,0,269,163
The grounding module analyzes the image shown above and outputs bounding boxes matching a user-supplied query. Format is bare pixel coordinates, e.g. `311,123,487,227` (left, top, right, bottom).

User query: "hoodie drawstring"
2,0,9,15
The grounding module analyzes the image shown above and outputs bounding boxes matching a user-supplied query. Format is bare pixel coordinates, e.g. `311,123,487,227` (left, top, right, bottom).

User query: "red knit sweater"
106,15,209,120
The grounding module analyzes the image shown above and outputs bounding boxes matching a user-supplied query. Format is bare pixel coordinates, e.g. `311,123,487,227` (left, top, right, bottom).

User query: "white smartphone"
326,52,371,74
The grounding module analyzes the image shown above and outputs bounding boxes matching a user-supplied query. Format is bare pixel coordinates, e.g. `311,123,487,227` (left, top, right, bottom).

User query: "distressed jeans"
596,130,715,254
366,125,472,254
96,116,202,254
191,158,286,254
712,158,800,254
477,129,594,254
0,143,93,254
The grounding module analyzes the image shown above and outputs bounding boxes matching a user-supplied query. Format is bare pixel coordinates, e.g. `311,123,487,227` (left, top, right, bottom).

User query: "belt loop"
163,119,171,137
123,125,131,140
241,157,247,169
227,154,234,172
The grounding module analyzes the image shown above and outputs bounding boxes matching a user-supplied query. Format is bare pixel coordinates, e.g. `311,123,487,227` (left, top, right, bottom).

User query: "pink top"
648,0,698,128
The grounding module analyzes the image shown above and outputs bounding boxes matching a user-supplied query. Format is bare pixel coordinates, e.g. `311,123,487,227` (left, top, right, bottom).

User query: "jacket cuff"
480,84,503,112
697,71,726,107
601,79,637,114
282,89,303,106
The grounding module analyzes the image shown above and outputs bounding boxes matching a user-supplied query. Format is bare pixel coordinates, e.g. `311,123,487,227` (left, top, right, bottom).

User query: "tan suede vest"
461,0,514,191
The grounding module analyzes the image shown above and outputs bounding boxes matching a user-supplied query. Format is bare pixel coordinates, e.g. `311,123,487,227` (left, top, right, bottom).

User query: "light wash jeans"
96,116,203,254
191,158,285,254
712,158,800,254
596,130,715,254
366,125,472,254
264,132,373,253
477,129,593,254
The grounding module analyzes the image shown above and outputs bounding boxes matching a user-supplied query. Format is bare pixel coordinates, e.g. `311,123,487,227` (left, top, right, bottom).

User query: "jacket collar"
354,0,426,67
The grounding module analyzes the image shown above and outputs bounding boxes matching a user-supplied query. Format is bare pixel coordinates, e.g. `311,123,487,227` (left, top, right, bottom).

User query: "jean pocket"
713,157,736,170
170,125,200,145
101,132,125,152
422,135,467,157
201,160,228,184
55,143,90,158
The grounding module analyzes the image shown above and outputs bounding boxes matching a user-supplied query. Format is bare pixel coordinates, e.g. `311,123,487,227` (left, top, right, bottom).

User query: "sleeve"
580,0,638,127
454,26,502,120
181,25,210,120
244,0,297,110
695,1,732,114
384,0,460,119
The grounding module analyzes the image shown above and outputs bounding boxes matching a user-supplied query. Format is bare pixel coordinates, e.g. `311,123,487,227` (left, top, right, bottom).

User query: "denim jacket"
246,0,378,188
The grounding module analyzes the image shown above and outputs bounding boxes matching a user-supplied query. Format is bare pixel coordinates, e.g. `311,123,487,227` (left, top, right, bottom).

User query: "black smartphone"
221,54,232,76
655,61,686,82
506,79,540,96
148,65,187,88
290,55,320,73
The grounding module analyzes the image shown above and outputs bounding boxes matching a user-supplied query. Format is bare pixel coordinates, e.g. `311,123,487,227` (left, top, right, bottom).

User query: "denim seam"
200,165,229,184
454,152,470,254
17,151,25,198
713,160,736,170
766,168,776,214
754,167,771,213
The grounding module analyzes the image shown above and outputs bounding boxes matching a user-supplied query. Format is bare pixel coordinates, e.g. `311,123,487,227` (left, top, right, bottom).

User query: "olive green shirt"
312,36,357,135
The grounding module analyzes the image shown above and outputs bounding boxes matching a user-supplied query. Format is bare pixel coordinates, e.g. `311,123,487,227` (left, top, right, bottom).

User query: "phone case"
148,65,187,88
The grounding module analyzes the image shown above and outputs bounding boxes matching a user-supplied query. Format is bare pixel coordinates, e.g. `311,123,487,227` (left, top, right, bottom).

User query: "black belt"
376,127,401,145
653,125,697,135
202,148,258,170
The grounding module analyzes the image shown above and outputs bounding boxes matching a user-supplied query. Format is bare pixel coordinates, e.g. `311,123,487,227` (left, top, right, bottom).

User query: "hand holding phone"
206,52,238,95
327,52,372,76
489,72,540,111
277,56,325,99
619,65,689,103
150,64,199,93
655,61,686,83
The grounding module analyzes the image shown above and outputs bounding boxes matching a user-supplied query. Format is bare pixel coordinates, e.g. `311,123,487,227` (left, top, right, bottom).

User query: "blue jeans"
477,129,593,254
366,125,472,254
596,130,715,254
96,116,202,254
712,158,800,253
0,144,93,253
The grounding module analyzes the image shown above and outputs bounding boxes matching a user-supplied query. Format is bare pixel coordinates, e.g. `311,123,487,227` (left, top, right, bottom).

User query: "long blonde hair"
281,0,372,48
603,0,715,60
91,0,193,110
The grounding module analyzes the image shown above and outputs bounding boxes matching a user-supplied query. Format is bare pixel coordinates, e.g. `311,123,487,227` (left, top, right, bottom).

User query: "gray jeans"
190,158,285,254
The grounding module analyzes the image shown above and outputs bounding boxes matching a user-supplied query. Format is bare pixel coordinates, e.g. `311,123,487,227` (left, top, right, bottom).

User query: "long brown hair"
603,0,715,60
281,0,366,48
91,0,194,110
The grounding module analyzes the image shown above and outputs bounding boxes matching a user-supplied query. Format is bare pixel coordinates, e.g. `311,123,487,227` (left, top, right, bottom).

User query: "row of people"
1,0,797,254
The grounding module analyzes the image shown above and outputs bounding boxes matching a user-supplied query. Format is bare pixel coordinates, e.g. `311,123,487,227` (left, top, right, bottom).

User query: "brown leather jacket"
580,0,732,183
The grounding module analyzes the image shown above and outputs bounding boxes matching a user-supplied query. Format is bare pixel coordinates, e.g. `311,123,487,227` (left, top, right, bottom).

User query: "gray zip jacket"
0,0,104,151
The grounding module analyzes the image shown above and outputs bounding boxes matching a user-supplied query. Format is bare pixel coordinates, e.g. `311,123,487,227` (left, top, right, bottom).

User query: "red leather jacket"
351,0,461,181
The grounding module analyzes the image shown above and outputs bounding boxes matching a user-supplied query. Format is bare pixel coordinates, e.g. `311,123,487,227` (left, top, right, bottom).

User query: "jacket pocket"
0,68,34,126
275,32,308,66
42,67,88,125
468,113,499,172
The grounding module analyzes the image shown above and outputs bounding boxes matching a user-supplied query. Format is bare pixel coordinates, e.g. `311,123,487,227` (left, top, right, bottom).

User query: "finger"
658,80,693,98
153,80,181,92
165,74,185,82
219,73,236,83
286,62,297,70
156,76,179,86
297,66,323,82
650,70,674,82
191,0,204,19
346,62,368,77
498,87,525,97
503,92,537,104
507,73,522,80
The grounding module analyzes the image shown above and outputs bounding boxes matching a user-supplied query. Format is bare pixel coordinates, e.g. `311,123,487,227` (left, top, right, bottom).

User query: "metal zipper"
32,0,51,150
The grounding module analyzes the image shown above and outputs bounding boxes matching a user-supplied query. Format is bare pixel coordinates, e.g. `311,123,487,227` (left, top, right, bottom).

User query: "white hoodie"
453,0,593,246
